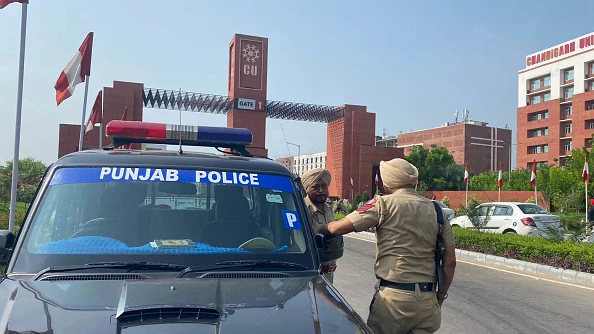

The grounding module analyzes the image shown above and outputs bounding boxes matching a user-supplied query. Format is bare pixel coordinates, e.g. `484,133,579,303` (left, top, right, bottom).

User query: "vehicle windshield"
13,166,312,273
517,204,550,215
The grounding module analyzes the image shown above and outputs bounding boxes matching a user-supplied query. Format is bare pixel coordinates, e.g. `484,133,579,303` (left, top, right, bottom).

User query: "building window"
544,128,549,135
543,93,550,101
532,95,541,104
544,76,551,87
565,123,572,134
587,120,594,129
565,105,573,116
586,100,594,110
564,87,574,99
565,68,574,82
544,145,548,153
564,140,572,152
590,62,594,75
531,79,541,90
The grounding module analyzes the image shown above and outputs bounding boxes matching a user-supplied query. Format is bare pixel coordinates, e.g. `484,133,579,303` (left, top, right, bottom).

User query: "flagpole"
498,187,501,202
535,185,538,206
586,180,589,235
8,2,28,234
465,180,468,208
78,76,90,151
98,89,103,148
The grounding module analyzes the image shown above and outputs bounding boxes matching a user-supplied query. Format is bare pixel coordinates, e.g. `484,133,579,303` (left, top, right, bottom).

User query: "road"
333,235,594,334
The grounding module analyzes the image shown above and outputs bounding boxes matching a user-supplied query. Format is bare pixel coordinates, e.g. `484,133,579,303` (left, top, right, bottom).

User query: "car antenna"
178,88,183,155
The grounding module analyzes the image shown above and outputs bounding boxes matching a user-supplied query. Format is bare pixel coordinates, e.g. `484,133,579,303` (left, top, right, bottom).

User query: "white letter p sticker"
286,212,297,228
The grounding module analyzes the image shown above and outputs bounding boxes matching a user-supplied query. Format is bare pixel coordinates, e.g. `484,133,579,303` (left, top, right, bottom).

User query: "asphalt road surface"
333,235,594,334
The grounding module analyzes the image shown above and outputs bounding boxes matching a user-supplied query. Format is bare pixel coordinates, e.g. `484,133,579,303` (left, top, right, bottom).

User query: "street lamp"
509,143,517,183
287,142,300,175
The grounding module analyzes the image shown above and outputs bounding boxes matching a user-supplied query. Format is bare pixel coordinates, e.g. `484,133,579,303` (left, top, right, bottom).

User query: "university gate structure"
58,34,403,199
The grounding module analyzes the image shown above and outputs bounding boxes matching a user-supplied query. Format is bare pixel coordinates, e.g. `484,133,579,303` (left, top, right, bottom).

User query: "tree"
404,145,464,191
361,191,370,205
0,157,47,205
349,193,362,213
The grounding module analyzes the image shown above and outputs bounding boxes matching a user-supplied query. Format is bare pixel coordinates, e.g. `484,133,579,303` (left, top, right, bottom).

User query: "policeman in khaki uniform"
301,168,337,283
319,158,457,334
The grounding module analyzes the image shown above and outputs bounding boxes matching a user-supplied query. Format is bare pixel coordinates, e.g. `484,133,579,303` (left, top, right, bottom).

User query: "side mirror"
315,233,344,263
0,230,15,265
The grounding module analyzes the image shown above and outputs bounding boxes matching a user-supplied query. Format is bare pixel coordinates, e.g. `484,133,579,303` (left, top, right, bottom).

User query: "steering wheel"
69,218,126,241
238,237,277,251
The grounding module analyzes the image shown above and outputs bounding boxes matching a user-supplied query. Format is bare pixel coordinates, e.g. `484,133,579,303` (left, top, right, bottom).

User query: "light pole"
509,143,517,183
287,142,300,175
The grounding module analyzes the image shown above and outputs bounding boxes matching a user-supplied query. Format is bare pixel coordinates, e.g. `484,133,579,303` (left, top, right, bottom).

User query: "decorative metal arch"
142,88,345,123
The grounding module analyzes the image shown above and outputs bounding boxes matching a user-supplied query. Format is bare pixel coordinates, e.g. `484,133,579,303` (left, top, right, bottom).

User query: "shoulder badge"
357,198,377,212
313,212,320,222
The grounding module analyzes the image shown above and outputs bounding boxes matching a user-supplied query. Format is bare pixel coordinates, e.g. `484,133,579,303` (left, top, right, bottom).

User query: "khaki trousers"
367,282,441,334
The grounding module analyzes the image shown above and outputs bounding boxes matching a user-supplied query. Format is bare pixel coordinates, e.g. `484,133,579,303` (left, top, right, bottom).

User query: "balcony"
526,86,551,96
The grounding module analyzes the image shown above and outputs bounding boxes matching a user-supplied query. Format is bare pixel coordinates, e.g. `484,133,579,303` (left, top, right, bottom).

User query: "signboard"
525,32,594,69
238,38,264,90
237,98,256,110
236,98,265,111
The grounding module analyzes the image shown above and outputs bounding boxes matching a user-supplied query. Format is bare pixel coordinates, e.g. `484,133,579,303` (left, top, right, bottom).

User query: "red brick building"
58,34,403,200
517,32,594,168
396,121,512,174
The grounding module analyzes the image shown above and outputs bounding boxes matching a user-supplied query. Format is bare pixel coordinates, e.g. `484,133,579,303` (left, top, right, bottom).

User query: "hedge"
453,228,594,274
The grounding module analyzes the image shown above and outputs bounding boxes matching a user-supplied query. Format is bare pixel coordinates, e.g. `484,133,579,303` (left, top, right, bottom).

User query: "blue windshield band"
49,167,295,193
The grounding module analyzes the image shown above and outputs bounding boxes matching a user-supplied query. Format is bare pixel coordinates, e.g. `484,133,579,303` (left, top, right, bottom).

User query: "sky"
1,0,594,167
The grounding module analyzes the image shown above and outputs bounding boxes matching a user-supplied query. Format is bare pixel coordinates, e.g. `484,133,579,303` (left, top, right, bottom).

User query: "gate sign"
238,98,256,110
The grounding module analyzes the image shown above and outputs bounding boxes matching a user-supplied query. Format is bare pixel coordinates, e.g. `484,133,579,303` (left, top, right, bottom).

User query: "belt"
321,264,337,273
379,279,434,292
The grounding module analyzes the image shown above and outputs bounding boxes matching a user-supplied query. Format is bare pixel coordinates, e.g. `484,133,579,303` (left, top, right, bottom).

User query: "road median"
348,231,594,285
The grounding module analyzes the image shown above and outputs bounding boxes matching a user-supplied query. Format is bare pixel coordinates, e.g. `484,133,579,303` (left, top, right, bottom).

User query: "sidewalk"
349,231,594,285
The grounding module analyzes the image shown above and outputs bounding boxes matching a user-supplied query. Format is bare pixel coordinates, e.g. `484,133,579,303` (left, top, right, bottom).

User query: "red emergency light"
105,120,253,149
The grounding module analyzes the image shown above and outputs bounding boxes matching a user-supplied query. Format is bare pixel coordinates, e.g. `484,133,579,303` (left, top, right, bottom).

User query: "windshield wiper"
32,261,187,281
176,260,309,278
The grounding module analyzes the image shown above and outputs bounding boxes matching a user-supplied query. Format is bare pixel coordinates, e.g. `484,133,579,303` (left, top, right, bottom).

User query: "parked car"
449,202,564,238
433,200,456,220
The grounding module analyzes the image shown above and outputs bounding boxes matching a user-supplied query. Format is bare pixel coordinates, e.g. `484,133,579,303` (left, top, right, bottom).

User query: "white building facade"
293,152,327,176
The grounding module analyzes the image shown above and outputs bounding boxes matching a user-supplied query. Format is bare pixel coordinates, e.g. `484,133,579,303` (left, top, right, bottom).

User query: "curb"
350,231,594,286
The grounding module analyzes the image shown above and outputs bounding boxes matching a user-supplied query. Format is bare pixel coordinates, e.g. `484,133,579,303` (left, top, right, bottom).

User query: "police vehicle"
0,120,371,333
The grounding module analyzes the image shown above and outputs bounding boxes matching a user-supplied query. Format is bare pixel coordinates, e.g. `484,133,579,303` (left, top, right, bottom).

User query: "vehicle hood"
0,275,369,333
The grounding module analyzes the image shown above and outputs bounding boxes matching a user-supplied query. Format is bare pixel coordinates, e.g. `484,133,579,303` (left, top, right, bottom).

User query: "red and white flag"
464,162,469,183
497,162,503,188
583,154,590,184
350,177,354,189
0,0,28,9
54,32,94,106
85,90,102,133
530,160,537,187
374,171,379,186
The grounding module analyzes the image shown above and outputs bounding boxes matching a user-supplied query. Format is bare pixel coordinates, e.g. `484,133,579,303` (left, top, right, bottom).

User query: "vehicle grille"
39,274,148,281
117,307,221,325
197,272,292,279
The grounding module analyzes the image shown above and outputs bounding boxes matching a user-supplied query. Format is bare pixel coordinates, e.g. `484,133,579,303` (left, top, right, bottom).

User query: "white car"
449,202,564,238
433,200,456,220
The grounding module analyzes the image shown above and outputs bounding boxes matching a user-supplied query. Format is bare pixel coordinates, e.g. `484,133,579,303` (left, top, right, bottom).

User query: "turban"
301,168,332,190
380,158,418,189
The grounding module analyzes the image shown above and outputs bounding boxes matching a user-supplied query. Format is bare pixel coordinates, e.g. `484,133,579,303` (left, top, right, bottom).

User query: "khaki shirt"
304,197,334,234
346,188,455,283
